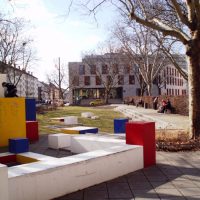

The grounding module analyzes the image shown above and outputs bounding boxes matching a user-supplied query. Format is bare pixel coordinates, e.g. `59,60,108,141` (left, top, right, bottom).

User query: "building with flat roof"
0,62,39,99
68,54,188,105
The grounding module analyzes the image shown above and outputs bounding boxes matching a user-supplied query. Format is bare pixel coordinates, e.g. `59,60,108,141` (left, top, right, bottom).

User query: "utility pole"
58,57,62,99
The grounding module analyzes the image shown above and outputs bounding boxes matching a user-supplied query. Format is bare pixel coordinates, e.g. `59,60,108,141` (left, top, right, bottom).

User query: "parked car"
89,99,104,106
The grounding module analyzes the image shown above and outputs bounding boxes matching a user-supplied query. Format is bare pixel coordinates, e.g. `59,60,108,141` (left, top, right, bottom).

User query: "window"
107,75,112,85
124,66,130,74
96,76,101,85
113,64,119,74
73,76,79,86
118,75,124,85
79,65,85,75
84,76,90,85
90,65,96,74
102,65,108,74
129,75,135,84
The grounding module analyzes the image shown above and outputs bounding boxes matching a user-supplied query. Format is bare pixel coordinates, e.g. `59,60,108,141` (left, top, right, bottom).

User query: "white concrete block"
81,112,94,118
0,164,8,200
0,74,7,97
48,133,71,149
64,116,78,125
8,145,143,200
91,116,99,120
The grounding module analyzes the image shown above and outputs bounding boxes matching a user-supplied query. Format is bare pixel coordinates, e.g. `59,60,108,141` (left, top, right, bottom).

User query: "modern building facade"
68,54,188,104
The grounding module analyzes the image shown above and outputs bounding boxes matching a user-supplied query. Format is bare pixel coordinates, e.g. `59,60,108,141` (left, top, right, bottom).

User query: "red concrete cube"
126,121,156,168
26,121,39,142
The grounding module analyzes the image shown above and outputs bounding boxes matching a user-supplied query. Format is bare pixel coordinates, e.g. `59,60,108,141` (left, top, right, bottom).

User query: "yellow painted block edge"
60,129,79,134
16,155,38,164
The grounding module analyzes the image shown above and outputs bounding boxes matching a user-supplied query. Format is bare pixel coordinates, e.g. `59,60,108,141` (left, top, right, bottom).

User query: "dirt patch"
155,129,200,151
156,139,200,151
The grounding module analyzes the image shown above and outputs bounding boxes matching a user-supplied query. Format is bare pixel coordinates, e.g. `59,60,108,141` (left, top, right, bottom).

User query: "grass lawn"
37,105,125,134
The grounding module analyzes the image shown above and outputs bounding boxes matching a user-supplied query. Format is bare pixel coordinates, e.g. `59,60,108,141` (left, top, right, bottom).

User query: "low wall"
8,135,143,200
124,95,189,116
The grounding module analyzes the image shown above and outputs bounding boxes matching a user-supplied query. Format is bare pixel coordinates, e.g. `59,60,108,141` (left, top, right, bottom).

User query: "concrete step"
115,106,176,129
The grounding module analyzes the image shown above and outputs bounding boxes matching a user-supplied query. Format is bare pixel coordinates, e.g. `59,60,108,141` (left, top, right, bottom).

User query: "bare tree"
113,23,167,95
71,0,200,138
0,17,36,86
46,58,68,100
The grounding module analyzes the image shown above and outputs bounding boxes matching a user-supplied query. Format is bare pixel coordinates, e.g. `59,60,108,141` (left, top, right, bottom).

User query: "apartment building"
0,62,39,99
68,54,188,104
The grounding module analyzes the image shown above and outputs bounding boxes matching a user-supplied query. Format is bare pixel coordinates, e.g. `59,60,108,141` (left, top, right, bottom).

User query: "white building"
68,54,188,104
0,62,39,99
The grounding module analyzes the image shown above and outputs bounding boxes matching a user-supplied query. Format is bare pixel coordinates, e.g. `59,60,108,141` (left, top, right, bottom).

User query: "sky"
0,0,118,81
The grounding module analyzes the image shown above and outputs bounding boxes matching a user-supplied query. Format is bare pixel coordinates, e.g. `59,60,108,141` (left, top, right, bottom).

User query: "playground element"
0,98,26,146
48,133,71,149
61,126,98,134
0,152,38,166
0,164,8,200
114,118,129,133
81,112,94,118
126,121,156,167
0,153,16,165
6,135,143,200
25,98,36,121
0,74,7,97
9,138,29,154
26,121,39,142
64,116,78,125
50,117,65,122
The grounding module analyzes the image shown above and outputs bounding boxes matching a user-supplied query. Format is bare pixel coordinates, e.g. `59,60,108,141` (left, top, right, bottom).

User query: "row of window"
166,88,187,95
165,67,182,77
79,64,133,75
73,75,135,86
167,77,184,86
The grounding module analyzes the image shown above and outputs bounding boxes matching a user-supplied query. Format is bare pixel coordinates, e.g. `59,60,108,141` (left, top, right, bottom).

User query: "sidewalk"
114,105,189,130
28,135,200,200
54,150,200,200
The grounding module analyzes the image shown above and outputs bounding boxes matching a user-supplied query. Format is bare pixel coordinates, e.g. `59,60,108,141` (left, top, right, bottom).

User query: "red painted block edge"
0,155,16,164
26,121,39,142
126,121,156,168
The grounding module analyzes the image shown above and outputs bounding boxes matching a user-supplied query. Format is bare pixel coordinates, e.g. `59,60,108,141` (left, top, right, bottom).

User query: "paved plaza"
54,150,200,200
28,135,200,200
0,106,198,200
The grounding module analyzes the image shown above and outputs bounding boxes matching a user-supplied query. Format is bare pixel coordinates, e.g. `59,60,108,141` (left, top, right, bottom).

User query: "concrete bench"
63,116,78,125
48,133,71,149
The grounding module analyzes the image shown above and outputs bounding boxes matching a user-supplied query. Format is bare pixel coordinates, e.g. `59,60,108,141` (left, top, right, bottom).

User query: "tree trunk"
147,84,152,96
104,90,109,104
186,36,200,139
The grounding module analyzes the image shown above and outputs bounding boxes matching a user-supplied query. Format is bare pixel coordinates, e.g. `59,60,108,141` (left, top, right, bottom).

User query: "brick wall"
124,95,189,116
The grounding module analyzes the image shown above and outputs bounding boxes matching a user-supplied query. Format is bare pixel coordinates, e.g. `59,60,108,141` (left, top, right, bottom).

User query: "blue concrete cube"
114,118,129,133
80,127,98,134
9,138,29,153
25,98,36,121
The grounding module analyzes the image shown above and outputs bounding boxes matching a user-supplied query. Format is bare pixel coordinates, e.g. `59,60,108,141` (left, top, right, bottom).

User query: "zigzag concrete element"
115,105,177,129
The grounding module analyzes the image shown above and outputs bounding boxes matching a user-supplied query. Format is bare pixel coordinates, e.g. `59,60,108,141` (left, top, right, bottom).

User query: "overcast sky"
0,0,117,81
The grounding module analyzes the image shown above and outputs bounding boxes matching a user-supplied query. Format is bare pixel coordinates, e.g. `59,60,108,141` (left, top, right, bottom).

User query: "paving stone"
107,182,133,199
151,181,175,189
108,176,127,183
131,189,157,195
129,182,153,190
178,187,200,196
53,191,83,200
185,196,200,200
84,190,108,200
147,175,169,182
172,180,198,188
155,188,183,197
86,183,107,191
